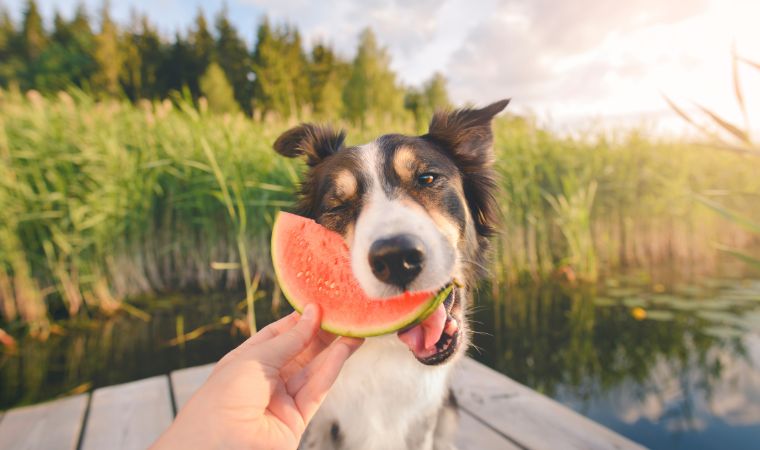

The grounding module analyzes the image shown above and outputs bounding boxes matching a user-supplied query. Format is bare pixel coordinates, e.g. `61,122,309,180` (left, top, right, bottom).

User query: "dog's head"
274,100,508,365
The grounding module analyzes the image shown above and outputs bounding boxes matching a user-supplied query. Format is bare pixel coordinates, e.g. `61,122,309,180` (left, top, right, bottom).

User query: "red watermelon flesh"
271,212,453,339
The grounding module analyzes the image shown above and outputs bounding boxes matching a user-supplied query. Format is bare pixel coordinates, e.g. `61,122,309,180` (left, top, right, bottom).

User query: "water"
470,278,760,450
1,279,759,449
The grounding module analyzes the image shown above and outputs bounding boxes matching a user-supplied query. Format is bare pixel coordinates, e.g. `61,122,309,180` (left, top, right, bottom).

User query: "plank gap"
459,406,528,450
167,372,178,417
75,393,93,450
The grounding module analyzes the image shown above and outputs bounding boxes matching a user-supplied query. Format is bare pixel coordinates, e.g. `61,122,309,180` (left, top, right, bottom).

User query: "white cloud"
444,0,760,133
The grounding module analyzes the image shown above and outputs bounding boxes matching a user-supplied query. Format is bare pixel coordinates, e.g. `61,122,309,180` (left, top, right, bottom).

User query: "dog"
273,99,509,450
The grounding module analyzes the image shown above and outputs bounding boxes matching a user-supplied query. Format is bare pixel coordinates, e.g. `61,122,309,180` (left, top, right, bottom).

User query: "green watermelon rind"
271,212,455,337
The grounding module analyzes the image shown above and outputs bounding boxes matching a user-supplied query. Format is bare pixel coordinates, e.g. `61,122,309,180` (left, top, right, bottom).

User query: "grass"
0,88,759,335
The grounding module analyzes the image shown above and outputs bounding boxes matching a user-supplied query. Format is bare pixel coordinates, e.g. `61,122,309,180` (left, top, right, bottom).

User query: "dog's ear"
273,123,346,167
424,99,509,236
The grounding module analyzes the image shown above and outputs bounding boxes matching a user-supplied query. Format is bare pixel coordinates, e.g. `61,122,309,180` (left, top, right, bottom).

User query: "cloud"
240,0,497,85
445,0,709,109
239,0,441,62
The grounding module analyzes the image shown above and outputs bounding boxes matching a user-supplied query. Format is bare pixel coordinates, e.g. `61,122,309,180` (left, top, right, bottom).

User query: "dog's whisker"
468,330,493,337
460,258,493,275
467,343,485,355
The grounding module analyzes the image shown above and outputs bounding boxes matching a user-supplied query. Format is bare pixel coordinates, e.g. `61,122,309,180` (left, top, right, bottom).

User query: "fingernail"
303,304,317,320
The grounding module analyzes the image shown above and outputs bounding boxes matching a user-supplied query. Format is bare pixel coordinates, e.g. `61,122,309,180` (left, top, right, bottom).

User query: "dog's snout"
368,234,425,288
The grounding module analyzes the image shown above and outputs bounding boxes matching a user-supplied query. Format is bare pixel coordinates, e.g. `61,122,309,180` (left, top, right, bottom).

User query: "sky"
6,0,760,135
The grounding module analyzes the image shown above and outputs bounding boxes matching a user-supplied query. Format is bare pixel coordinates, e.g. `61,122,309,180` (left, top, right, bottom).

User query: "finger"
247,311,300,346
256,304,321,368
286,337,362,396
294,338,363,423
216,312,300,368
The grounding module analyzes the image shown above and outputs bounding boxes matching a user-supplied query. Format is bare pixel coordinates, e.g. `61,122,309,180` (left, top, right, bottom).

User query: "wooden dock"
0,357,644,450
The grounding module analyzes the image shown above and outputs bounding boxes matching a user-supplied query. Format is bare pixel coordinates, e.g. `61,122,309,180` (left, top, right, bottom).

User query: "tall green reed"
0,88,758,333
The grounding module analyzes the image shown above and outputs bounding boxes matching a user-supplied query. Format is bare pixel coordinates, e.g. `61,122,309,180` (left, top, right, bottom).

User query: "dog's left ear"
424,99,510,236
273,123,346,167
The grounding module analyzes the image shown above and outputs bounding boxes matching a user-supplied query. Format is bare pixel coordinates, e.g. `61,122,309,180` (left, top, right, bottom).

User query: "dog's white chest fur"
304,335,452,450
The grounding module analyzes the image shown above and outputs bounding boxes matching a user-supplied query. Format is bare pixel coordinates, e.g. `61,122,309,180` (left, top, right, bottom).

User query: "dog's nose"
368,234,425,288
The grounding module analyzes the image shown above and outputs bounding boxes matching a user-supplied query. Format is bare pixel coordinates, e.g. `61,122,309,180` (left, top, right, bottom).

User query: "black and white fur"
273,99,509,450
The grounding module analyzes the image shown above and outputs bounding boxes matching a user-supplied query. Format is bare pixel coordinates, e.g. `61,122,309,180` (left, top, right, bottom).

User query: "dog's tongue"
398,304,446,356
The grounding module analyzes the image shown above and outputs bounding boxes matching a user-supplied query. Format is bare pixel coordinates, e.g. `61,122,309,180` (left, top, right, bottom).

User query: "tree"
423,72,450,112
308,42,348,118
200,62,239,114
343,29,406,125
215,7,253,114
132,16,164,99
20,0,46,63
251,18,310,119
27,6,97,93
0,6,22,88
160,33,192,97
92,3,124,97
405,72,451,130
187,9,215,97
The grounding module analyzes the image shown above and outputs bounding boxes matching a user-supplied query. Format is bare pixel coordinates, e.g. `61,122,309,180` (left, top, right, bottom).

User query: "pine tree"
0,6,22,87
215,7,252,114
135,17,163,98
160,33,192,97
423,72,450,112
251,19,309,119
187,9,215,97
52,11,71,44
343,28,406,125
20,0,46,63
308,42,348,118
92,2,124,97
200,61,239,114
405,72,451,131
66,5,97,88
120,15,142,100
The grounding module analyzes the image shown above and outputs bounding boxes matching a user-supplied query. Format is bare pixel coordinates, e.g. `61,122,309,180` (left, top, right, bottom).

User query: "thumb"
256,304,321,368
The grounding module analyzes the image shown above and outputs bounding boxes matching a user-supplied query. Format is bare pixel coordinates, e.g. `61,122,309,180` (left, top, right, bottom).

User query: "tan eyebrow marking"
393,146,417,182
334,170,357,200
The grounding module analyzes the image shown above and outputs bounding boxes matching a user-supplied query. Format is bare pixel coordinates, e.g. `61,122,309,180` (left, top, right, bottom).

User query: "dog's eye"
325,203,347,214
417,173,437,186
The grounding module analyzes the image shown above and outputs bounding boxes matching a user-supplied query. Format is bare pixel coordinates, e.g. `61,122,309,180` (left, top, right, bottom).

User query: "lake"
2,276,759,449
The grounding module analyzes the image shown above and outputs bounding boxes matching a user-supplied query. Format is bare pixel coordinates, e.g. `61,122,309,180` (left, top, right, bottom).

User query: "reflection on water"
0,294,278,409
470,279,760,450
1,279,759,449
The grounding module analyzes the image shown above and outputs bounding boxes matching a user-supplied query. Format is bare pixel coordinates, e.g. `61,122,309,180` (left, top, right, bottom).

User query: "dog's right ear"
273,124,346,167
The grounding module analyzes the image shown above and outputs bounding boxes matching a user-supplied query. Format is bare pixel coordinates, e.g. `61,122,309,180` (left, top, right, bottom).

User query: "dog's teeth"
444,318,459,335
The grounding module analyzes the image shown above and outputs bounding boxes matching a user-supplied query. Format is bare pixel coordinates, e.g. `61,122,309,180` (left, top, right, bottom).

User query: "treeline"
0,1,450,125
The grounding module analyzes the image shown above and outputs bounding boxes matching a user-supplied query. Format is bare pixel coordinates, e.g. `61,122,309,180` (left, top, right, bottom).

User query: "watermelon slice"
271,211,453,337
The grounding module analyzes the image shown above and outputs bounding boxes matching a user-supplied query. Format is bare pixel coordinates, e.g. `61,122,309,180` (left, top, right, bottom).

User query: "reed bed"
1,90,758,334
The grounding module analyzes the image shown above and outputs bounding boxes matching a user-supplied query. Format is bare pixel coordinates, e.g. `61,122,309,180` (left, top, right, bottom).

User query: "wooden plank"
170,363,214,411
80,375,173,450
453,357,645,450
171,363,518,448
456,409,522,450
0,394,88,450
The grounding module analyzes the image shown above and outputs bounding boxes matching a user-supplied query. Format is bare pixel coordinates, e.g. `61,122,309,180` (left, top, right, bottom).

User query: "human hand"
152,304,363,450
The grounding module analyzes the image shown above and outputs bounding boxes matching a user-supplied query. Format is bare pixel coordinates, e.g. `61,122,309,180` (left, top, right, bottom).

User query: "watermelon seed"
296,271,303,278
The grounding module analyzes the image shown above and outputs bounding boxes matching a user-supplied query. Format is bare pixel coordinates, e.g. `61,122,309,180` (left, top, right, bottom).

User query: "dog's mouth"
397,285,462,365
